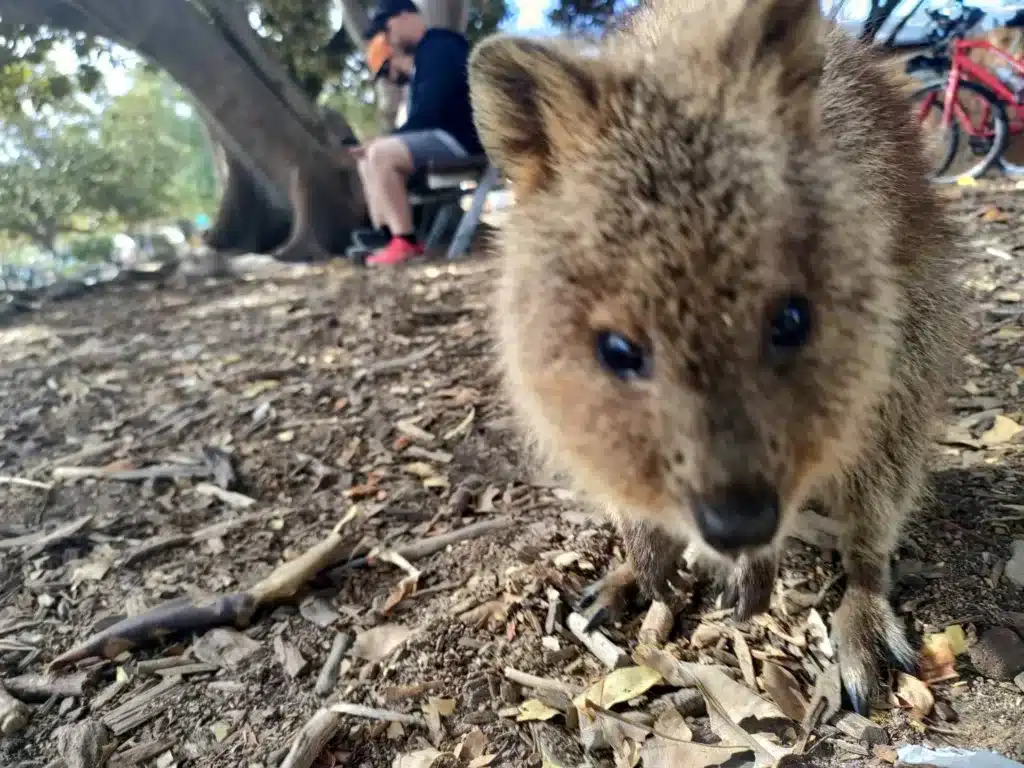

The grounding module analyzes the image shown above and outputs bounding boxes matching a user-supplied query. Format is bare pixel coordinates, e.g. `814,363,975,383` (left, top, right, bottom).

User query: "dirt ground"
2,187,1024,768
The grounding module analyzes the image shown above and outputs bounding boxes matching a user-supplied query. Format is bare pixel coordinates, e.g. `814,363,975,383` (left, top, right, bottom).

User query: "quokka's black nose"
694,481,780,553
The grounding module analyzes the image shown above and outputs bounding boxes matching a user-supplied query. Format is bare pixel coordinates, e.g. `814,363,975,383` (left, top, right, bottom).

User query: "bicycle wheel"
910,79,1009,184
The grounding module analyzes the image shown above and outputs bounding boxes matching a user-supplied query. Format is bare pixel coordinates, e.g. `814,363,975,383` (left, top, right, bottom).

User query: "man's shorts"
397,129,468,172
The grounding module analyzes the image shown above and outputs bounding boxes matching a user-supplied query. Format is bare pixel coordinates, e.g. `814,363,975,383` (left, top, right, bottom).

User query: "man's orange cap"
366,32,393,77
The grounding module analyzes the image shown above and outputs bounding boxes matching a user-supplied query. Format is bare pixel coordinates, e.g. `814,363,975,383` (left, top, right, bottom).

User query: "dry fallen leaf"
653,707,692,742
517,699,561,722
920,632,959,684
637,647,791,764
455,727,488,761
981,415,1024,446
349,624,415,663
981,206,1009,223
762,662,809,723
895,672,935,718
574,665,664,710
732,629,756,689
392,748,442,768
640,739,752,768
806,609,833,658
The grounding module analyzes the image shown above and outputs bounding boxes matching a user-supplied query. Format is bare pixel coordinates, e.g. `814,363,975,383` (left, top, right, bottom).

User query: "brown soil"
2,188,1023,768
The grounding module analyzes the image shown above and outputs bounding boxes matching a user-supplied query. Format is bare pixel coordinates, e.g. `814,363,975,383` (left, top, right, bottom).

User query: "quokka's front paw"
576,561,642,632
832,586,917,715
716,554,777,621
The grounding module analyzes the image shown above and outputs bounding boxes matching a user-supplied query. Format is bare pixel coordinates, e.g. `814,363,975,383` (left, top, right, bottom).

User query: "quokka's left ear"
469,35,607,196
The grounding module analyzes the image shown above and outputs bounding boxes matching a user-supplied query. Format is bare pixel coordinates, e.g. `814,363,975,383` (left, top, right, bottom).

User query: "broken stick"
564,612,629,670
279,708,343,768
50,514,354,669
51,516,513,669
315,632,352,698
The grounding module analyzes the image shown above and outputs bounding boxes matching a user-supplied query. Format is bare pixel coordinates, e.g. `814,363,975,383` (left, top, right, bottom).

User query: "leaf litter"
2,190,1024,766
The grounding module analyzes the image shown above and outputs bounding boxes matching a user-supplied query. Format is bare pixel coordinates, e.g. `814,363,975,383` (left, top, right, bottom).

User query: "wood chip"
3,671,91,700
0,683,29,735
564,612,629,670
55,718,109,768
274,635,308,678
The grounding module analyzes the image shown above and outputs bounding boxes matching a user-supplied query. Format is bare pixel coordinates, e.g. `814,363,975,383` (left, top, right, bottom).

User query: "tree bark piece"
55,718,110,768
833,711,887,746
280,708,343,768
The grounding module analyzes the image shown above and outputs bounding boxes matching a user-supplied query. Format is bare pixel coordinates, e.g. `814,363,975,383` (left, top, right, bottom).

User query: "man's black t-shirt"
392,28,485,156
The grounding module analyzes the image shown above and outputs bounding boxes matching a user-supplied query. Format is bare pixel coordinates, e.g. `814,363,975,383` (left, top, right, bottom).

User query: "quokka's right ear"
469,35,604,196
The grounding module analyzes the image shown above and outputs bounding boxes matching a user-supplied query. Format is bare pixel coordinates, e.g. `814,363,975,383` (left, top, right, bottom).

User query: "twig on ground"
563,612,630,670
503,667,582,698
0,515,93,557
279,708,342,768
329,702,425,725
121,511,266,567
50,513,354,669
194,482,256,508
52,464,211,483
31,439,124,478
0,475,53,491
366,343,440,375
315,632,352,698
338,517,514,572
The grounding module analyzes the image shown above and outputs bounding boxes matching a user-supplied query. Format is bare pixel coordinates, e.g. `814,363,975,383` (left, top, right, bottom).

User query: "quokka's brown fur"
468,0,967,708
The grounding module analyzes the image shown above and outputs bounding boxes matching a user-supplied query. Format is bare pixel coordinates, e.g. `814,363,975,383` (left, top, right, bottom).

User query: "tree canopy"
0,66,216,255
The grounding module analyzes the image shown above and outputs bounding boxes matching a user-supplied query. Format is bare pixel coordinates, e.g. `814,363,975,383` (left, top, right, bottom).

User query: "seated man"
351,0,485,267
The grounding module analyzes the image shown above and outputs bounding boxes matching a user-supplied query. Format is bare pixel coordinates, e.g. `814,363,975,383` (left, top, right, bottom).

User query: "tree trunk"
5,0,368,260
417,0,469,33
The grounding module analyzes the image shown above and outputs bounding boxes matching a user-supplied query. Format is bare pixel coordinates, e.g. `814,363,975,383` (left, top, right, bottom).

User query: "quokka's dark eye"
769,295,813,350
595,331,652,380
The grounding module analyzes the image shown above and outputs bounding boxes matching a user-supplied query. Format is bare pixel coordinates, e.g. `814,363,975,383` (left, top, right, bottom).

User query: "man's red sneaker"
366,237,424,267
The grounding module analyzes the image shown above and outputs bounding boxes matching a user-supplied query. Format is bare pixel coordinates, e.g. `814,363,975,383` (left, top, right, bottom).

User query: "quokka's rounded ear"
722,0,825,99
469,35,603,196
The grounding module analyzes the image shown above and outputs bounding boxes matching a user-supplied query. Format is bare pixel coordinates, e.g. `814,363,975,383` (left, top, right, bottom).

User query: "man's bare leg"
365,137,415,236
356,156,386,228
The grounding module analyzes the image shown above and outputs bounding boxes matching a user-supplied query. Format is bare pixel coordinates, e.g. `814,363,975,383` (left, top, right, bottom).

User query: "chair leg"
424,203,456,251
447,165,501,260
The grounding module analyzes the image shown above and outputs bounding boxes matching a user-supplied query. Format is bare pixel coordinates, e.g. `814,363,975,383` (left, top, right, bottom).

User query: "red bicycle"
909,2,1022,183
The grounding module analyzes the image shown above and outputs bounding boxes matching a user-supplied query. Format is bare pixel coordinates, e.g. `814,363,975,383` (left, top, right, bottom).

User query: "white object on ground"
898,745,1024,767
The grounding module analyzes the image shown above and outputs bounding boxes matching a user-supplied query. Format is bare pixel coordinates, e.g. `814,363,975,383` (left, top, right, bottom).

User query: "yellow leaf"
516,699,561,722
981,415,1023,446
956,175,978,186
277,430,295,443
895,672,934,718
945,624,968,656
242,380,279,398
573,665,663,710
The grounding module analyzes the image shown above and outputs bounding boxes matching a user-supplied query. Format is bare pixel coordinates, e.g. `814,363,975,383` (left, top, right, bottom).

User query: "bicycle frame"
941,38,1024,136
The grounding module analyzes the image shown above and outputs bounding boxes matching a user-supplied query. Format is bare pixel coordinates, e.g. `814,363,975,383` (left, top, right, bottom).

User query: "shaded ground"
1,187,1024,768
